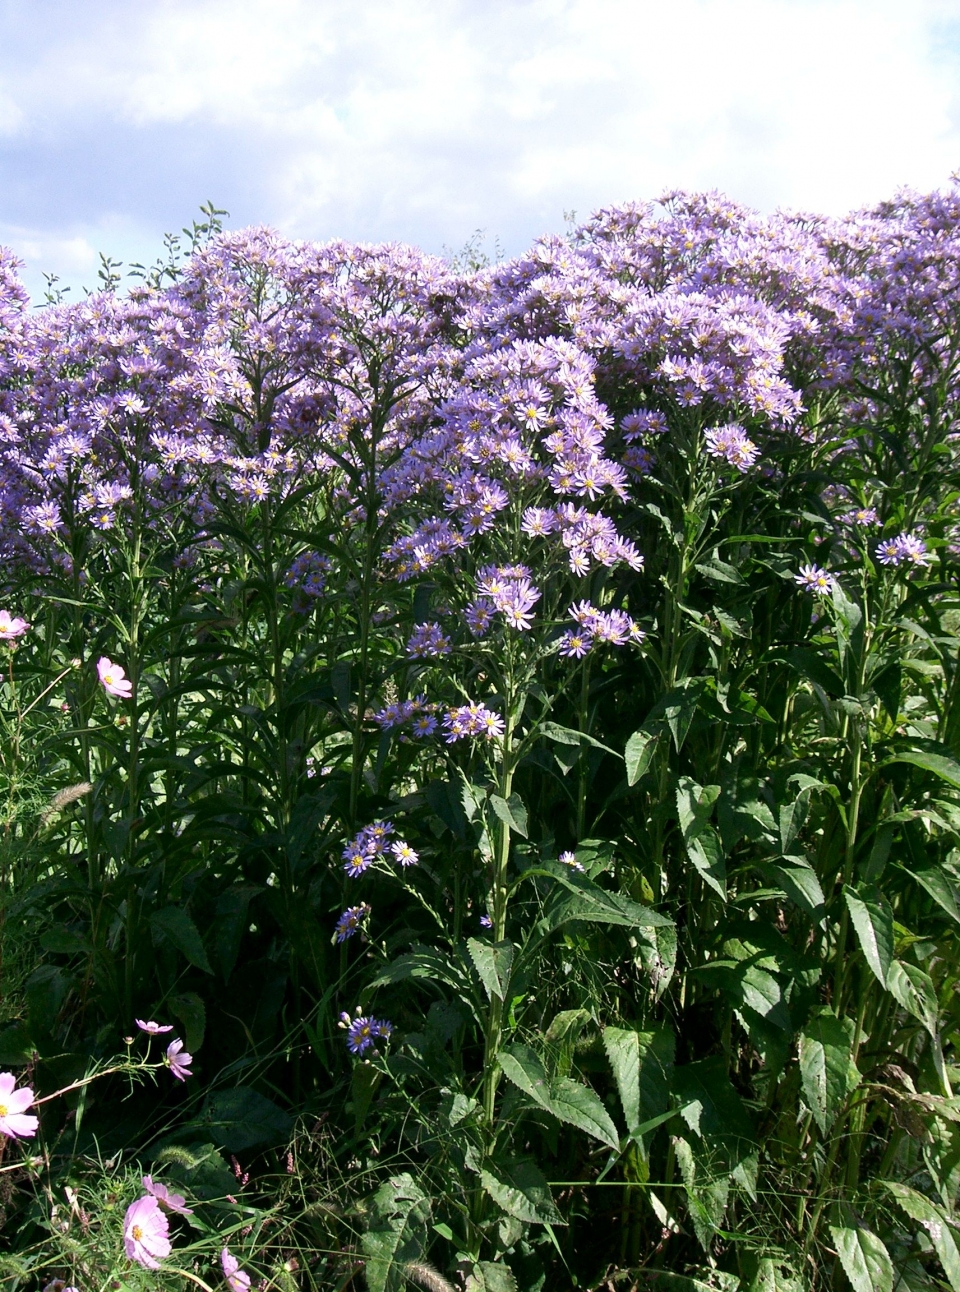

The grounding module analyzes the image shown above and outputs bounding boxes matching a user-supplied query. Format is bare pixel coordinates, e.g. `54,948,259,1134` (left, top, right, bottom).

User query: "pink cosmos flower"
97,657,133,698
142,1174,193,1215
165,1037,193,1081
123,1195,171,1269
0,611,29,640
222,1247,252,1292
135,1019,173,1035
0,1071,38,1139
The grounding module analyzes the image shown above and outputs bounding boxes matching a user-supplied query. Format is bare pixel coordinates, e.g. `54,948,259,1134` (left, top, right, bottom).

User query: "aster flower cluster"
334,902,372,943
339,1008,394,1055
406,621,452,657
875,532,930,568
285,550,332,599
341,820,418,877
704,423,760,472
442,702,506,742
794,565,838,596
558,601,645,658
372,695,440,738
466,564,541,634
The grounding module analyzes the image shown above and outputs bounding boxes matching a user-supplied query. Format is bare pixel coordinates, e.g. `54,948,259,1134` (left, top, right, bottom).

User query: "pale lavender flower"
558,850,585,873
97,657,133,698
391,840,419,867
164,1038,193,1081
840,507,878,526
794,565,837,595
142,1175,193,1216
334,904,371,943
876,532,930,567
135,1019,173,1035
123,1195,171,1270
705,423,759,472
222,1248,252,1292
0,611,29,640
0,1072,38,1138
406,622,451,658
410,712,438,738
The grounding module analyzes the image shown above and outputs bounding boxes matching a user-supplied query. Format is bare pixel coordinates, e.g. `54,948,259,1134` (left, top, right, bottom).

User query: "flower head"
339,1012,394,1055
142,1175,193,1216
0,611,29,640
0,1072,37,1139
135,1019,173,1035
164,1038,193,1081
222,1248,252,1292
123,1195,171,1270
558,850,585,873
97,657,133,698
794,564,837,596
334,903,371,943
391,839,419,867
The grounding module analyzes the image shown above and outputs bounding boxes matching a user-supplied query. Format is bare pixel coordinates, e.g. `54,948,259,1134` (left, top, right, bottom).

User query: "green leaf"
467,939,515,1002
480,1160,563,1224
907,865,960,924
625,729,660,785
764,859,825,916
786,647,844,698
489,792,529,838
535,861,673,931
886,959,939,1036
843,885,893,987
886,750,960,790
744,1258,804,1291
464,1263,519,1292
361,1174,432,1292
498,1044,620,1150
540,721,621,759
214,885,261,981
677,777,726,899
829,1218,893,1292
671,1057,755,1159
603,1026,674,1141
0,1022,36,1065
674,1136,729,1250
150,906,213,975
170,992,206,1053
798,1010,859,1134
883,1181,960,1291
190,1086,293,1151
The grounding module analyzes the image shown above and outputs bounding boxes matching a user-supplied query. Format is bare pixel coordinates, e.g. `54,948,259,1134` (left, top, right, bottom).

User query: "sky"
2,0,960,300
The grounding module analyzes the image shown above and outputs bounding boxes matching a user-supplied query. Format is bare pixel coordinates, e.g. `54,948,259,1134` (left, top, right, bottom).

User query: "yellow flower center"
131,1224,143,1241
0,1103,7,1117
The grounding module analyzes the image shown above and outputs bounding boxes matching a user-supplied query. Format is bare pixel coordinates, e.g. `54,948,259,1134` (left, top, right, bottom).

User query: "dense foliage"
2,183,960,1291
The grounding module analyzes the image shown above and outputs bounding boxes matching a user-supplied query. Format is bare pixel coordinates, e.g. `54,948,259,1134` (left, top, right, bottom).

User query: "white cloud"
1,0,959,299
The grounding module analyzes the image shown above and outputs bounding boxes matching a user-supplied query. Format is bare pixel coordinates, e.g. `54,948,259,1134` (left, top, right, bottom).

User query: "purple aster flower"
876,532,930,567
705,423,759,472
840,507,878,526
164,1038,193,1081
464,597,496,637
406,622,451,658
794,565,837,595
340,1012,394,1055
479,914,493,928
334,903,371,943
123,1195,171,1270
559,631,593,659
558,850,585,873
410,712,438,738
342,842,373,878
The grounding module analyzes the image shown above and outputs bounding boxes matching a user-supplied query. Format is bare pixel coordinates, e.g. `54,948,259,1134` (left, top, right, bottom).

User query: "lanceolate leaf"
886,750,960,790
829,1218,893,1292
677,777,726,899
886,959,939,1036
498,1044,620,1150
906,864,960,924
843,885,893,987
150,905,213,974
798,1010,859,1134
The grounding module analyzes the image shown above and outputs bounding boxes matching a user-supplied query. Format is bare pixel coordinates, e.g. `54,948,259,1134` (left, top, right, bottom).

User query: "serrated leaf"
603,1026,675,1142
464,1262,518,1292
829,1220,893,1292
745,1259,803,1292
489,792,528,838
480,1159,563,1224
764,859,825,916
883,1181,960,1291
540,721,620,759
625,729,659,785
886,959,939,1036
467,939,515,1002
361,1174,432,1292
798,1010,859,1134
677,777,726,899
498,1044,620,1150
150,906,213,974
843,885,893,987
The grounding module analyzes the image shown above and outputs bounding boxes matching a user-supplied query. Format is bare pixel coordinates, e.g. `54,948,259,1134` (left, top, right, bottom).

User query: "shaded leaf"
798,1010,859,1134
480,1160,563,1224
150,906,213,975
498,1044,620,1150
